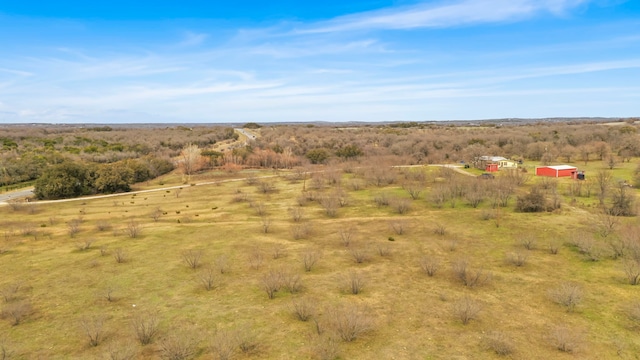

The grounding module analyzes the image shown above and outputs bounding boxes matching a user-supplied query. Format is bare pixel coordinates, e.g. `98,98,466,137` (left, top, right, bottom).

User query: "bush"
515,187,548,212
291,297,315,321
548,325,582,353
80,316,105,347
420,256,440,276
452,297,481,325
131,311,159,345
484,331,515,356
548,282,583,312
328,304,373,342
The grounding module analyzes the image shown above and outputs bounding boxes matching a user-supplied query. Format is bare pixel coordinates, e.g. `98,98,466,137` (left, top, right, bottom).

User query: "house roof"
479,156,507,162
539,165,577,170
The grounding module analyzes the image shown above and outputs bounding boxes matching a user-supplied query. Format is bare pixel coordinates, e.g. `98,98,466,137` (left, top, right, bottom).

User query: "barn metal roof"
540,165,577,170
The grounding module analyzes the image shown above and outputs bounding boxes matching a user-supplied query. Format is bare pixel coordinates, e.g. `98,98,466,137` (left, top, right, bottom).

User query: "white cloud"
300,0,591,33
179,31,209,47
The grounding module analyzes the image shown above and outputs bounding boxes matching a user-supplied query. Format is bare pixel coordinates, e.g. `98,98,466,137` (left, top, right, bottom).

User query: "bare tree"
289,207,304,222
1,283,22,303
199,266,218,291
420,256,440,276
402,182,423,200
548,325,582,353
113,248,128,264
291,297,315,321
548,282,583,312
126,219,141,239
595,170,612,206
506,251,528,267
346,271,365,295
132,311,160,345
338,226,355,247
451,259,491,288
484,331,515,356
452,296,481,325
106,340,138,360
159,330,199,360
80,315,105,347
303,249,322,272
182,249,203,270
349,245,370,264
260,269,283,299
178,143,204,182
623,260,640,285
215,254,231,274
281,270,303,294
328,304,373,342
248,248,264,270
1,300,32,326
210,328,236,360
260,216,272,234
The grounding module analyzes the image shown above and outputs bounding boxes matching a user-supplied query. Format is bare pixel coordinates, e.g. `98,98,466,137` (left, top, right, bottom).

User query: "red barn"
535,165,578,178
485,163,498,172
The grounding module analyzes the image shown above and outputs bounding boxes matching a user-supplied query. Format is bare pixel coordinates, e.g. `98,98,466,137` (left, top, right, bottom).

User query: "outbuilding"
535,165,578,178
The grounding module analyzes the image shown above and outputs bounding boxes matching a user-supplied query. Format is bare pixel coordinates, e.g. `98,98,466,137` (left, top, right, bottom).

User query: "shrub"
452,297,481,325
248,248,264,270
260,269,283,299
484,331,515,356
338,227,355,247
303,249,321,272
548,325,582,353
281,270,303,294
113,248,128,264
346,271,365,295
199,267,218,291
310,336,340,360
159,331,198,360
210,329,236,360
80,316,105,347
548,282,583,312
291,297,315,322
506,251,528,267
515,187,548,212
349,246,370,264
132,311,160,345
328,304,373,342
1,300,32,326
420,256,440,276
182,249,203,270
451,259,491,288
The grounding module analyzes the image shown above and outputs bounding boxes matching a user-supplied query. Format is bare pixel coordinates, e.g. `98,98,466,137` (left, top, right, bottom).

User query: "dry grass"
0,166,638,358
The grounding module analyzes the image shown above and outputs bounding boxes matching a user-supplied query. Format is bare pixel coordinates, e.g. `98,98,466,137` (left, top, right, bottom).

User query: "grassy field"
1,165,639,359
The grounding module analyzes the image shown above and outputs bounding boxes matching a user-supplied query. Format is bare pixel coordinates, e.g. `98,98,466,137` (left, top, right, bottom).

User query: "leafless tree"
389,220,407,235
113,248,128,264
595,169,612,206
215,254,231,274
248,248,264,270
548,282,583,312
271,244,286,259
420,256,440,276
210,328,236,360
260,269,283,299
452,296,481,325
199,266,218,291
518,234,537,250
289,207,304,222
96,220,113,231
327,303,373,342
338,226,355,247
126,219,141,239
346,271,365,295
291,297,315,321
131,311,160,345
76,239,94,251
320,196,339,217
178,143,204,182
349,245,370,264
182,249,203,270
1,300,32,326
451,259,491,288
483,331,515,356
291,222,312,240
506,251,528,267
1,283,22,303
80,315,105,347
282,270,303,294
68,218,82,237
260,216,272,234
402,182,423,200
106,340,138,360
310,336,340,360
159,330,199,360
303,249,322,272
0,336,15,360
391,197,411,214
548,325,582,353
623,260,640,285
151,208,162,222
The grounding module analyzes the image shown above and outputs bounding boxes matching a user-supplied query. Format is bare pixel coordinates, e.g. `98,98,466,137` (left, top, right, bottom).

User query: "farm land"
1,119,640,359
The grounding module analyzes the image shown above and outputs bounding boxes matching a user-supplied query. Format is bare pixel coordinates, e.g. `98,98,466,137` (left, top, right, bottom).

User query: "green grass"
1,167,639,359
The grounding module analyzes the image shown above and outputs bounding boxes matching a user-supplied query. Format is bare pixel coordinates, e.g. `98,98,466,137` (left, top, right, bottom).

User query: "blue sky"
0,0,639,123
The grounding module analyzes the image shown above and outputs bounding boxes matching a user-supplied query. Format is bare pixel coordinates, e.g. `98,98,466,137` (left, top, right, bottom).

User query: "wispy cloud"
300,0,590,33
179,31,209,47
0,67,33,77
